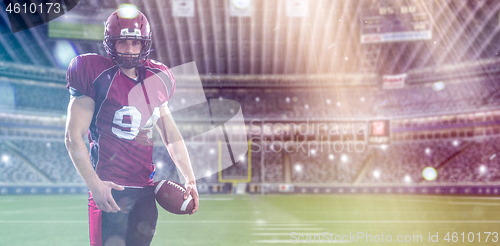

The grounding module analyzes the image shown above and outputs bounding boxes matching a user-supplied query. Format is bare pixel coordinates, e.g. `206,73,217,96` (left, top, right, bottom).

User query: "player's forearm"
65,137,101,189
158,106,197,184
166,139,196,183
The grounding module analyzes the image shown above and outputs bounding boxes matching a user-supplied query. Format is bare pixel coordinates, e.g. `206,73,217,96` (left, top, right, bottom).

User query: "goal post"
218,140,252,193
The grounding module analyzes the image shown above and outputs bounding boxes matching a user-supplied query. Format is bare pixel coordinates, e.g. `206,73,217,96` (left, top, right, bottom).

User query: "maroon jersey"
67,54,175,187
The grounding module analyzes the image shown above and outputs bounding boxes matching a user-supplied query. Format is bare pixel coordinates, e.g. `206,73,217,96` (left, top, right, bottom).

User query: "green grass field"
1,194,500,245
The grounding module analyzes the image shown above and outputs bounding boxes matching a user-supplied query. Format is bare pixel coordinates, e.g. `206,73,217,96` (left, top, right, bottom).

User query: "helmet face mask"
104,9,152,69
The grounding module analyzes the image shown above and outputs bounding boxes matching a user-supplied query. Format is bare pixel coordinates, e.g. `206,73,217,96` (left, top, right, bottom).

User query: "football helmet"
103,9,152,69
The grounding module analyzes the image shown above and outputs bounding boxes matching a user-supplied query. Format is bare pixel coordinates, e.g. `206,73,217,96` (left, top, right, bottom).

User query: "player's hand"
184,181,199,215
90,180,124,213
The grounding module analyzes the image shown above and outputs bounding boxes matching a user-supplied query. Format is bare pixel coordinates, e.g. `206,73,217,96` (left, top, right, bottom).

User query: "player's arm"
64,96,124,213
155,105,199,214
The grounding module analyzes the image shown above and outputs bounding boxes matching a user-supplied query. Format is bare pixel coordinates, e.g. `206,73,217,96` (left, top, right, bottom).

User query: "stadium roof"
1,0,500,79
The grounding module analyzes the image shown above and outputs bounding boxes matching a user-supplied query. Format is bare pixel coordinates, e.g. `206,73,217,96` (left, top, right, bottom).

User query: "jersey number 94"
111,105,161,140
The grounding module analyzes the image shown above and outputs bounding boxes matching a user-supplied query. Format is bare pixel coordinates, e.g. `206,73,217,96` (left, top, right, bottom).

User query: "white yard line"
253,233,336,236
253,228,324,231
0,220,87,223
253,224,316,227
3,219,500,224
251,240,346,243
199,198,235,201
156,220,500,223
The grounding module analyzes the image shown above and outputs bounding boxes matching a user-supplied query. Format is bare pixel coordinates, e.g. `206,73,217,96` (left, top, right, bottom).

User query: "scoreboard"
368,120,391,144
360,0,432,43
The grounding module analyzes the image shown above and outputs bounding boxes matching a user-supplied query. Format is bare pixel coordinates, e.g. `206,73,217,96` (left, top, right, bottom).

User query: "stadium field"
1,194,500,245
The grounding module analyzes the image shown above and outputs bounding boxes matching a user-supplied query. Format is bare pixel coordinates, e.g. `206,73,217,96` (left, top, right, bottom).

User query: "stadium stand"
3,60,500,191
437,137,500,183
376,78,500,117
363,140,460,183
7,140,81,184
0,141,47,183
3,118,500,186
290,149,369,183
7,75,500,120
260,144,285,183
11,83,69,113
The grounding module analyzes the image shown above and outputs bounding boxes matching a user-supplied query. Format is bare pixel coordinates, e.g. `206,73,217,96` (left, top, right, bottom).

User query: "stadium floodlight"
425,147,431,155
1,154,9,163
294,164,303,172
422,167,438,181
156,161,163,169
480,165,487,174
432,81,446,91
117,4,139,19
54,40,77,68
404,175,411,183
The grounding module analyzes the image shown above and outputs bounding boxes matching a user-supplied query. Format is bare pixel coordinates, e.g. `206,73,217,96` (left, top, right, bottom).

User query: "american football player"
64,8,199,246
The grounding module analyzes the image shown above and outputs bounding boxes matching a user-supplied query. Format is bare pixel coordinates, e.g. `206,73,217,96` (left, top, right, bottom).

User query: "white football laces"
167,181,186,193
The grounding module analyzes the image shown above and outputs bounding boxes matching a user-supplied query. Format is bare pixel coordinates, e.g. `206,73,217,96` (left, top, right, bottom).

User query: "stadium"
2,0,500,245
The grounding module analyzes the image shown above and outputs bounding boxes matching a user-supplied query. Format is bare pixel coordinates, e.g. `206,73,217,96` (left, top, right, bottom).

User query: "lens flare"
422,167,437,181
117,4,139,19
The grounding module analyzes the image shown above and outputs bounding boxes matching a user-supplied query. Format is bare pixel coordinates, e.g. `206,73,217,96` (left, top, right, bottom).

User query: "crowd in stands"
261,146,284,183
3,137,500,185
207,88,377,119
363,140,460,183
376,78,499,116
4,75,500,186
12,83,69,113
289,147,369,183
8,140,82,183
437,137,500,183
146,78,500,119
11,76,498,119
0,141,47,183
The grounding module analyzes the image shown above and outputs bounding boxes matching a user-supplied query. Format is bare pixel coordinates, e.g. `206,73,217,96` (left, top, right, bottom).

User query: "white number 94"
111,106,161,140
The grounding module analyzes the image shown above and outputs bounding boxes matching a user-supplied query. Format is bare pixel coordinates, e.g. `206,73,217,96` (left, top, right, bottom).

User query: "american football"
154,180,195,215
